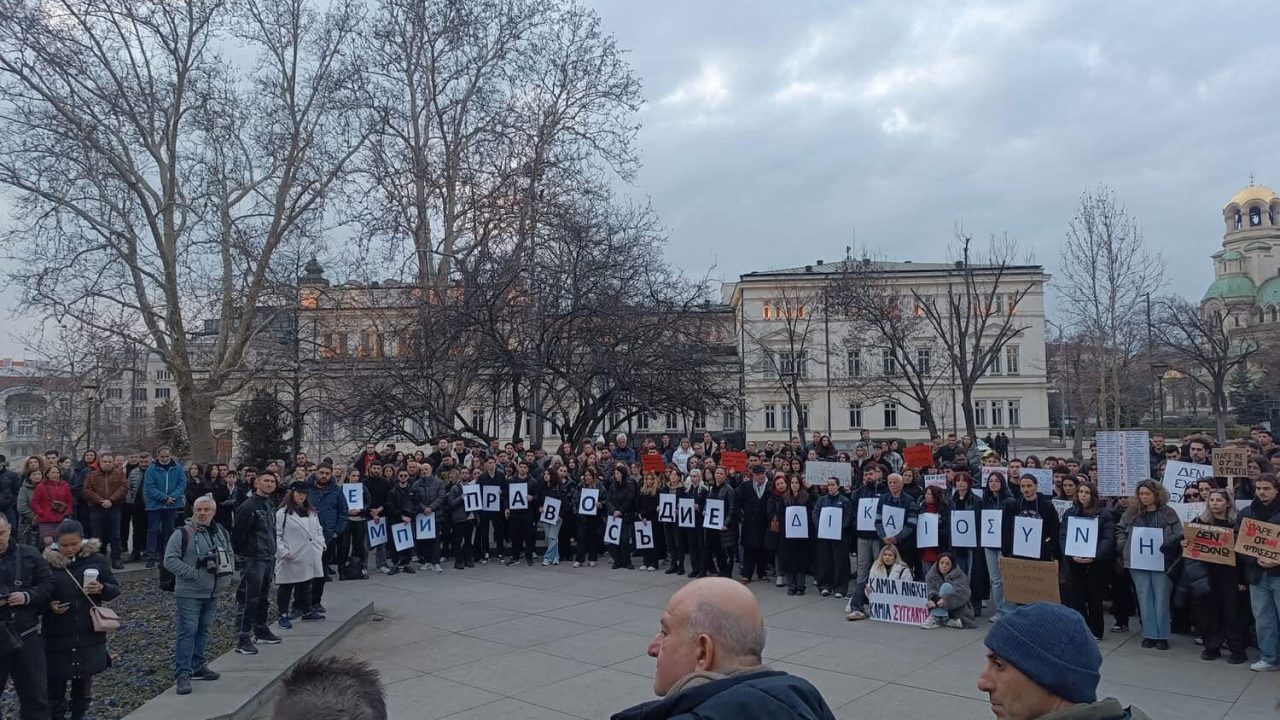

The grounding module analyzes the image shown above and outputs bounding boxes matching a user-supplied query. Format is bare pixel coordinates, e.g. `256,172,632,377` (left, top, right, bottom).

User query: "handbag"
67,569,121,633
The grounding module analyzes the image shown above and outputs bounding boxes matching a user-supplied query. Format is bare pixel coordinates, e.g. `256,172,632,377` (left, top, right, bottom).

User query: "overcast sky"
3,0,1279,357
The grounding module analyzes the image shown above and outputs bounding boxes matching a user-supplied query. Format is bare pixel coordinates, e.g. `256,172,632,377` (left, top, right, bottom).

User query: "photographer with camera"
0,514,56,719
164,496,234,696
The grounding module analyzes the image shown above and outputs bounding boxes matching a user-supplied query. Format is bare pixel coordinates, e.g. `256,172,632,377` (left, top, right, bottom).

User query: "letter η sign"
1186,523,1234,566
541,497,561,525
1129,526,1165,571
578,488,599,516
343,483,364,511
785,505,809,538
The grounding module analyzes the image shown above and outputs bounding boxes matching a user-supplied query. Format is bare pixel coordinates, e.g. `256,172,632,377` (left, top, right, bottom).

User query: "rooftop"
740,258,1043,279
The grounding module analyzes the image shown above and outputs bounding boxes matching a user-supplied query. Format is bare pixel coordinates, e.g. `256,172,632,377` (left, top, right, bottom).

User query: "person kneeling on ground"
612,577,836,720
922,552,976,629
978,602,1150,719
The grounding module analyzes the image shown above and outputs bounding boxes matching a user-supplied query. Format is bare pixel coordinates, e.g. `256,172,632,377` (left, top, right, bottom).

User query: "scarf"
665,663,771,697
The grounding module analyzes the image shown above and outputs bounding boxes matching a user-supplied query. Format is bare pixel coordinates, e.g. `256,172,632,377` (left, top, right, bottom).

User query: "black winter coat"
0,541,53,634
736,481,771,550
42,541,120,680
611,670,836,720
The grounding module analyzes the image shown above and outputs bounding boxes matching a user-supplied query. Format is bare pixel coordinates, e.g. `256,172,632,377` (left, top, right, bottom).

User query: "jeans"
91,507,123,561
850,537,882,612
175,596,219,676
1131,568,1172,640
931,582,955,618
146,508,178,557
543,519,561,564
1250,574,1280,664
985,548,1009,617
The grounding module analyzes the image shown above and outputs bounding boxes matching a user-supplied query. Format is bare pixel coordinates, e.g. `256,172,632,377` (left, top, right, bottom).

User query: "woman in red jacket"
32,464,75,546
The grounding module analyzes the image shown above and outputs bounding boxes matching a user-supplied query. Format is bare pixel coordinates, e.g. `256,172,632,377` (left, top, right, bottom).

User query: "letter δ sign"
703,498,726,530
1235,518,1280,564
462,485,483,513
541,497,562,525
785,505,809,538
343,483,364,511
1185,523,1235,566
367,517,388,547
578,488,599,516
866,577,930,625
415,513,436,540
1161,461,1211,503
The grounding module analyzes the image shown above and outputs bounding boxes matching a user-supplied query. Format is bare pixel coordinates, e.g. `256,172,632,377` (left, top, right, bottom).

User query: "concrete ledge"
123,588,374,720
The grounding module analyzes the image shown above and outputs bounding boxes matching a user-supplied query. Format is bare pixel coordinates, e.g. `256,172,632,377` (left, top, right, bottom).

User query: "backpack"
158,526,194,592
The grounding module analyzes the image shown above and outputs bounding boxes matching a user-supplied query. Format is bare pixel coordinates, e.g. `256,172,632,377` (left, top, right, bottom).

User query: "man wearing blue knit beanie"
977,603,1150,720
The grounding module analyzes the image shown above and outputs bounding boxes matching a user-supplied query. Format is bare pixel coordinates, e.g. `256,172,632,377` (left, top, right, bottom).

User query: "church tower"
1204,180,1280,327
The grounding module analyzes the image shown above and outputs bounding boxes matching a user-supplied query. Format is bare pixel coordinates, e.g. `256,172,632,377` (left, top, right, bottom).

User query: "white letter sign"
508,482,528,510
880,505,905,538
677,497,696,528
703,498,726,530
917,512,940,549
658,493,677,523
785,505,809,539
482,485,501,512
1012,516,1043,558
342,483,364,511
1129,526,1165,571
604,516,623,545
818,506,843,540
1064,516,1098,558
541,497,561,525
951,510,977,548
462,484,482,513
981,510,1003,549
578,488,599,516
391,522,415,552
634,520,654,549
857,498,878,531
414,513,436,540
367,517,387,547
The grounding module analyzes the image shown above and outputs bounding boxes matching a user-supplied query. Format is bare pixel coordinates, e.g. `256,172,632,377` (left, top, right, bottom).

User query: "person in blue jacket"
143,446,186,568
307,463,347,613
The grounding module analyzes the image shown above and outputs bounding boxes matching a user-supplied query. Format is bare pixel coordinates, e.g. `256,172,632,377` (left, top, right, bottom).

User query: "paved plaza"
307,562,1277,720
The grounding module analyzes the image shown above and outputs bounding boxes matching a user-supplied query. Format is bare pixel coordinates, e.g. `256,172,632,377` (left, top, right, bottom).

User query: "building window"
781,404,793,431
761,300,773,320
1007,294,1020,315
1250,207,1262,226
469,407,485,430
132,388,147,402
990,350,1002,375
664,412,677,430
799,404,810,430
693,411,707,430
130,406,146,420
1008,399,1021,427
881,348,897,376
779,351,808,379
916,347,931,375
636,412,650,431
760,351,778,379
883,402,898,429
991,400,1005,427
106,387,123,400
722,408,737,430
992,294,1004,315
1234,211,1242,230
13,417,36,438
975,400,987,427
847,349,862,377
1005,346,1020,376
155,369,173,381
848,402,862,428
764,404,777,430
154,387,171,400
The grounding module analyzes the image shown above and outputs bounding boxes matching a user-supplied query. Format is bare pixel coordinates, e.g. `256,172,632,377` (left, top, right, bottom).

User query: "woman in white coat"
275,484,327,628
849,543,914,621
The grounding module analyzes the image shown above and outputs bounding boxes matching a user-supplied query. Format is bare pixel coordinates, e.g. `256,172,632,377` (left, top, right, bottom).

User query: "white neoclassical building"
725,258,1051,445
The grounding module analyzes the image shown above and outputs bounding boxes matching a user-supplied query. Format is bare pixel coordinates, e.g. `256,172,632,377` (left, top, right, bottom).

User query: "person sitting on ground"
922,552,976,629
848,543,911,621
612,577,836,720
978,602,1150,720
270,655,386,720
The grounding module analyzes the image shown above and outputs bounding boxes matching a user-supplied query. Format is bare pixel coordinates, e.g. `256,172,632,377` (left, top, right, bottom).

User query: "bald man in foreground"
611,577,836,720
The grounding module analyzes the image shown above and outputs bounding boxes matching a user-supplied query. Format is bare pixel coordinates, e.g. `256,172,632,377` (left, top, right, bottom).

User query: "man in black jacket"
386,470,421,575
505,461,542,566
612,577,835,720
735,466,771,583
0,514,55,720
475,458,507,563
231,472,281,656
0,455,20,527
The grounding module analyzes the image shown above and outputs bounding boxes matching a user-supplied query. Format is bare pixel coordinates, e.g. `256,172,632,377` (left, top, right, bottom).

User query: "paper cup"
83,568,99,584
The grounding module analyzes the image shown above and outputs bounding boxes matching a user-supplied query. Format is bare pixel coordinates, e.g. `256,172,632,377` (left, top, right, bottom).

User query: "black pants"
121,502,147,557
704,530,731,577
0,632,49,720
49,674,91,720
815,538,851,594
610,519,633,568
452,519,474,566
1194,583,1250,655
1067,560,1108,638
277,581,312,616
477,513,506,558
238,560,274,635
91,507,123,562
663,524,684,569
681,527,704,575
576,519,603,562
338,522,365,568
311,541,337,606
741,544,770,580
508,512,535,561
415,536,441,566
1109,562,1136,624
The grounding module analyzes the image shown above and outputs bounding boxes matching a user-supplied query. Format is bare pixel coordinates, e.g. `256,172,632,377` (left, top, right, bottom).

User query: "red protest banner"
903,444,933,469
721,451,748,473
641,453,666,474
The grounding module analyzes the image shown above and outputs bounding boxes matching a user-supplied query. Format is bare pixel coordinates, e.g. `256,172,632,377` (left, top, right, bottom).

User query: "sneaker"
418,563,431,571
254,629,282,645
989,615,1000,624
573,561,582,568
176,673,192,695
235,636,258,655
946,618,964,629
300,611,326,622
920,617,941,629
847,611,867,621
432,564,443,573
387,566,400,576
314,604,326,614
834,592,845,599
191,667,221,681
1250,660,1279,671
820,589,831,597
1228,653,1248,665
1111,623,1128,633
402,565,416,574
378,565,390,575
278,614,293,629
588,561,597,567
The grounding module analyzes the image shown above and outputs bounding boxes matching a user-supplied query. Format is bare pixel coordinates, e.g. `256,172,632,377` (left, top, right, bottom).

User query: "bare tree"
1151,297,1259,443
0,0,372,458
743,283,824,441
912,232,1036,439
1057,186,1165,431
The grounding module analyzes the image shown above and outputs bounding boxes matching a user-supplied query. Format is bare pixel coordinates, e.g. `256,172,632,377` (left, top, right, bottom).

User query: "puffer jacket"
386,482,422,524
414,474,446,516
0,540,54,634
163,518,234,599
307,480,349,543
42,540,120,680
143,460,186,511
925,561,975,625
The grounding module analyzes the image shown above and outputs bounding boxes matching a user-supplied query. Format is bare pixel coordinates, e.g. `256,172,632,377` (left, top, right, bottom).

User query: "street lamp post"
1150,362,1169,437
81,382,99,453
1046,388,1064,447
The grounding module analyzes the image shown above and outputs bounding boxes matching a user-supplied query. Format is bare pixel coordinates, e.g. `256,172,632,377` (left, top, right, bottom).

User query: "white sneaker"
542,560,550,567
920,617,942,629
946,619,964,629
572,561,582,568
1250,660,1279,672
588,561,597,567
843,598,853,613
377,566,390,575
988,615,999,623
834,592,845,599
432,564,443,573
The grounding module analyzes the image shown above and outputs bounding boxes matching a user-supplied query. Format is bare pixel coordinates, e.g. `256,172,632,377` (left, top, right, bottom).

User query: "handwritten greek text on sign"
1161,461,1211,503
1212,448,1249,478
1185,523,1235,566
1235,518,1280,564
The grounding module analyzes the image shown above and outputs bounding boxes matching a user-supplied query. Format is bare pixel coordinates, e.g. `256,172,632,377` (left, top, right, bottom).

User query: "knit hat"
984,603,1101,704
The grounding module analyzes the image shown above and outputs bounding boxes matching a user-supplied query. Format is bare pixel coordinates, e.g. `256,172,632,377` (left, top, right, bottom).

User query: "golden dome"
1227,183,1277,207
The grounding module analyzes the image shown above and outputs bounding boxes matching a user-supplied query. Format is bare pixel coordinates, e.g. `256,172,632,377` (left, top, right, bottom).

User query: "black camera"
200,550,220,574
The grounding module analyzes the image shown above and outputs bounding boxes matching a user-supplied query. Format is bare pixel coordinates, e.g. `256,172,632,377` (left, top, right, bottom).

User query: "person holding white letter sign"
1116,479,1182,651
1058,481,1115,641
998,473,1060,617
812,478,852,598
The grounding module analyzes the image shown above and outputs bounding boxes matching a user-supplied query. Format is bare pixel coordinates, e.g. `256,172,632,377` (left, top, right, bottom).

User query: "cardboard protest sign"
980,510,1003,548
720,451,748,474
342,483,364,511
604,516,623,545
1212,447,1250,478
917,513,940,549
415,513,437,540
1012,516,1043,558
1129,526,1165,571
677,497,696,528
951,510,977,548
923,474,947,490
508,482,529,510
1052,499,1072,519
578,487,599,515
658,493,677,523
1162,461,1211,503
880,505,905,538
703,498,726,530
1063,516,1098,558
817,506,843,540
642,454,666,474
634,521,655,550
866,577,930,625
806,461,852,487
391,522,414,552
1185,523,1235,566
367,517,388,547
541,497,562,525
481,485,501,512
1235,517,1280,564
903,444,934,469
785,505,809,538
462,484,483,513
999,556,1061,604
856,498,878,531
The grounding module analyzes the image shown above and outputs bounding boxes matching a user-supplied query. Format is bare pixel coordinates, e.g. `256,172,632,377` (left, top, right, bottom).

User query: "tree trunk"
961,387,977,439
180,393,217,462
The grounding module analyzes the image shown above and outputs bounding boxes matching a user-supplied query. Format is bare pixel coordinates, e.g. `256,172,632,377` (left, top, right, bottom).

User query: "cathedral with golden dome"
1203,180,1280,328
